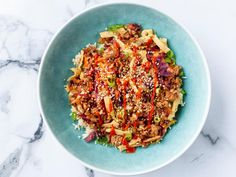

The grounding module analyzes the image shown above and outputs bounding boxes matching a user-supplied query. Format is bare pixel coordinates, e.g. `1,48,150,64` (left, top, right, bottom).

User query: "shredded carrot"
83,57,89,68
96,112,103,125
124,123,130,130
109,125,116,141
115,90,120,99
136,87,142,100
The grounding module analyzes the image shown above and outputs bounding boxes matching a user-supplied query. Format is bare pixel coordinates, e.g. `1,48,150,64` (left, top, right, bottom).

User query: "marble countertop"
0,0,236,177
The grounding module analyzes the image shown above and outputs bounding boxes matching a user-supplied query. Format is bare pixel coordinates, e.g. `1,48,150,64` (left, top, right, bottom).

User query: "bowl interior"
39,3,210,175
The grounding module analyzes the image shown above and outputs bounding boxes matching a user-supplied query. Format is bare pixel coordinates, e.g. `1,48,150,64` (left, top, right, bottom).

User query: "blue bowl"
38,3,211,175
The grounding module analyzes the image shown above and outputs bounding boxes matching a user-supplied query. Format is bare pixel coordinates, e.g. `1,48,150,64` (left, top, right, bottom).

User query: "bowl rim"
37,1,211,176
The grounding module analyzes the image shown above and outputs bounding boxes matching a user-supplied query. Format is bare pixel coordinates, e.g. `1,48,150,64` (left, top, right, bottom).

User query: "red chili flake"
118,34,122,40
122,137,136,153
148,103,155,127
88,82,94,92
96,112,103,125
136,88,142,100
127,24,136,30
132,46,138,54
104,82,110,95
109,100,113,113
73,92,79,98
133,134,138,140
146,38,153,48
133,63,137,71
94,54,99,66
126,147,136,153
122,137,128,146
124,123,131,130
133,120,138,128
115,90,120,99
131,78,137,83
113,40,120,49
94,53,99,59
109,125,116,141
142,61,152,72
116,78,121,86
98,116,103,125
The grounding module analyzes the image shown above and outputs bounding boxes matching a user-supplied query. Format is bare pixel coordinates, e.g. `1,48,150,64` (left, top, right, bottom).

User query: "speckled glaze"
38,3,211,175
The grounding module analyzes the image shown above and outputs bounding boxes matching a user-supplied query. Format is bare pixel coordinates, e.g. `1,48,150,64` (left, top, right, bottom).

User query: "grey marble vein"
0,91,11,113
85,0,98,7
0,117,44,177
85,167,94,177
191,153,204,163
28,117,44,143
16,117,44,143
0,148,22,177
66,6,75,18
201,131,219,145
85,0,91,6
0,40,12,59
0,58,41,71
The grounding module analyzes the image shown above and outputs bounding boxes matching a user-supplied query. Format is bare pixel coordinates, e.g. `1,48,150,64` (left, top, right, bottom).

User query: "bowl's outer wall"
39,4,210,174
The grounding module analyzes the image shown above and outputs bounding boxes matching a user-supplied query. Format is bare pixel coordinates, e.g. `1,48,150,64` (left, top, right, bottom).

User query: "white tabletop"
0,0,235,177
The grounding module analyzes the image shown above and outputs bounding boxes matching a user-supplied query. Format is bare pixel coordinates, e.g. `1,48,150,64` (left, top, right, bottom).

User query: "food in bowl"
65,23,185,153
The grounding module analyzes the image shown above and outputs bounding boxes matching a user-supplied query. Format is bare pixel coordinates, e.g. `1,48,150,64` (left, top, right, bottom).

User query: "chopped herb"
107,24,125,32
124,52,129,58
108,80,116,87
71,112,77,121
99,47,104,53
108,77,116,88
172,59,176,65
170,119,177,125
153,29,157,34
117,109,124,119
179,70,184,77
165,58,172,63
181,89,186,95
165,50,176,65
154,116,160,123
95,136,112,146
125,133,132,141
166,50,175,59
97,44,104,54
156,87,160,95
110,110,116,119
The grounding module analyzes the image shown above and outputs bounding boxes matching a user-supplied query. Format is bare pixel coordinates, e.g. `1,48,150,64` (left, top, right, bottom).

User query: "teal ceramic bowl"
38,3,211,175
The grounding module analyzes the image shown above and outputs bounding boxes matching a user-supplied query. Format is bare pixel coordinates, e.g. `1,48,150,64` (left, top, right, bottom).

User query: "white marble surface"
0,0,236,176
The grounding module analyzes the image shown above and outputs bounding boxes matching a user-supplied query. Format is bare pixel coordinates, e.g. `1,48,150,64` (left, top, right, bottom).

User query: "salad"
65,23,185,153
